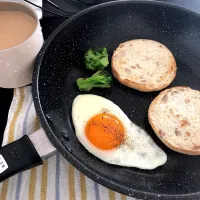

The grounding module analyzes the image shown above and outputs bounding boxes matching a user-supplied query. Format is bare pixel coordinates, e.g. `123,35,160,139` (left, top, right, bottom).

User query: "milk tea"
0,11,37,50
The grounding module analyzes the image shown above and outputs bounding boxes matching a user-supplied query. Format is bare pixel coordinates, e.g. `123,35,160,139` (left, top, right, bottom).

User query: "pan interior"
35,1,200,198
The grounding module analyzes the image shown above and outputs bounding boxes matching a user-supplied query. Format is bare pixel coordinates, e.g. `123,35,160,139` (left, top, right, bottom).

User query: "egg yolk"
85,113,125,150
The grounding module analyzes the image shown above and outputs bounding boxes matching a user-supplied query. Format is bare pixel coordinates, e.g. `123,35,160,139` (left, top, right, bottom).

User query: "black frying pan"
0,1,200,199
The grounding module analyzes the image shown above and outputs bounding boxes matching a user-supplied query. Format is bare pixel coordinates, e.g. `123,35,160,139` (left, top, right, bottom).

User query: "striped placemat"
0,87,136,200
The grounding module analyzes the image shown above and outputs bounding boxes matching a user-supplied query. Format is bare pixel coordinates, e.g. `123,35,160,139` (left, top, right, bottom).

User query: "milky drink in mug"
0,1,44,88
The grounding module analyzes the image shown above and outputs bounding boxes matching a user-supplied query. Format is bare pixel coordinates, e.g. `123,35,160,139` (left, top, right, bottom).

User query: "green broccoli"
84,48,109,71
76,70,112,92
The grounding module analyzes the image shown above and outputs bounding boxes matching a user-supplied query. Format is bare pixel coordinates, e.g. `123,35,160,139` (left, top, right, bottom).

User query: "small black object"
72,0,100,5
0,135,42,182
24,0,74,17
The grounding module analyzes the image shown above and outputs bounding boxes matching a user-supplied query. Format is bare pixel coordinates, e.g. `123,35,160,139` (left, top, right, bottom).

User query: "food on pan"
148,87,200,155
76,70,112,91
72,94,167,170
85,47,109,71
76,47,111,92
111,39,177,92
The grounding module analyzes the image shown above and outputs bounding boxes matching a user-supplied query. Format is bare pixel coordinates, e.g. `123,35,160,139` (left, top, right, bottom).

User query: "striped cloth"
0,86,137,200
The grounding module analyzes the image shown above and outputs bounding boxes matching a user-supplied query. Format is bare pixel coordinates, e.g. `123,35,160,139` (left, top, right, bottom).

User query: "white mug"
0,1,44,88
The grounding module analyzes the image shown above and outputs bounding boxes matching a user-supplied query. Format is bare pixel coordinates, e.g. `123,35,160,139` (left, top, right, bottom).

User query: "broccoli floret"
76,70,112,92
84,48,109,71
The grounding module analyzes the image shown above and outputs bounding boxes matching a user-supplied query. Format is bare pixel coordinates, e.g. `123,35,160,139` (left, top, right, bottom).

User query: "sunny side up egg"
72,94,167,170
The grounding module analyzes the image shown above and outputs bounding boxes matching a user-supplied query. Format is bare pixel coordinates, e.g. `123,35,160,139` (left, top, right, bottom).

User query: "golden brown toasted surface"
111,39,177,92
148,87,200,155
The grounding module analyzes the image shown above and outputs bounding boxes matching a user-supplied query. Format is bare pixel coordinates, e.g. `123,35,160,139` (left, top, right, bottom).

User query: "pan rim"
32,1,200,199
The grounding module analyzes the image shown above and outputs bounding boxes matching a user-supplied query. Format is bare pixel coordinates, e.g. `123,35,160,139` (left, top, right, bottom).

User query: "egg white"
72,94,167,170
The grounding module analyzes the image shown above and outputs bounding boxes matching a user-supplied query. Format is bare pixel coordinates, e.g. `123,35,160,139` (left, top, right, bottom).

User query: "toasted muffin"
148,87,200,155
111,39,177,92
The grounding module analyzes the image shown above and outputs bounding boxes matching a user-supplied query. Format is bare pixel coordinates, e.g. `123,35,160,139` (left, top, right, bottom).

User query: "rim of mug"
0,0,40,52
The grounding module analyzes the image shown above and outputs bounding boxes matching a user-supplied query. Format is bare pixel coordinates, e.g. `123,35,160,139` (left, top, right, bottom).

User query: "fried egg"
72,94,167,170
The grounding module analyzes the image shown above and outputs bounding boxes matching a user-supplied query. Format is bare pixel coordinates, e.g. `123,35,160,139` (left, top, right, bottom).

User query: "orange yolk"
85,113,125,150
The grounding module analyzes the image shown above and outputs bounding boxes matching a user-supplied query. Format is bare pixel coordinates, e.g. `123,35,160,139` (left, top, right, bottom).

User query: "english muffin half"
111,39,177,92
148,87,200,155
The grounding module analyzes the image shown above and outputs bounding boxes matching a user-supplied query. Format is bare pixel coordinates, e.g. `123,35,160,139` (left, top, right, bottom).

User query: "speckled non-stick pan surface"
32,1,200,199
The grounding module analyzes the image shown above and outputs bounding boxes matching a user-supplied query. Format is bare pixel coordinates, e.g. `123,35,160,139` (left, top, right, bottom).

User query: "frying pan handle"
0,135,42,183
